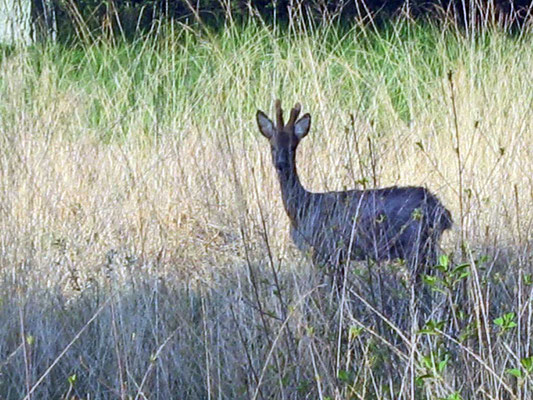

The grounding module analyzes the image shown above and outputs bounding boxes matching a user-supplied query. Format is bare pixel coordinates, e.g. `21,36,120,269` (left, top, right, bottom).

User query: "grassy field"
0,16,532,399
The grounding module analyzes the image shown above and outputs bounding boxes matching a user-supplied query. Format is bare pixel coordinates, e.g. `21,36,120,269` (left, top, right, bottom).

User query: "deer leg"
411,250,434,329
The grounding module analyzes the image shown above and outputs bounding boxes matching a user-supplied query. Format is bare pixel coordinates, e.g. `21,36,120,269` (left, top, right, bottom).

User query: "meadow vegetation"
0,14,532,399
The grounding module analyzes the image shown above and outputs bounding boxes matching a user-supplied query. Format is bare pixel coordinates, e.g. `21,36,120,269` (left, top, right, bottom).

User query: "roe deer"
256,100,452,282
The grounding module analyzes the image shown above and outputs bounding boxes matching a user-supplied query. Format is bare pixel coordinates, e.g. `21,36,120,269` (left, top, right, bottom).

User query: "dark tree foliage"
45,0,532,40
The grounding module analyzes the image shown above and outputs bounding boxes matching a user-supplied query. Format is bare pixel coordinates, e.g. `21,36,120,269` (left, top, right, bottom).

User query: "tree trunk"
0,0,32,44
0,0,55,45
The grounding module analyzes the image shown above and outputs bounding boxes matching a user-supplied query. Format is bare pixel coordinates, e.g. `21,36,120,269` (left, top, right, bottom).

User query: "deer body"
257,100,452,272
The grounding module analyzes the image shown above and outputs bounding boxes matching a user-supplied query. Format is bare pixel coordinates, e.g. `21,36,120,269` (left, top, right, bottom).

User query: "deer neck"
276,163,308,223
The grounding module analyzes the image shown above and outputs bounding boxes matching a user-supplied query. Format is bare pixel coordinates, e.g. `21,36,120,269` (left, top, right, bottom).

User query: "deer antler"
275,99,284,129
274,100,301,130
287,103,301,128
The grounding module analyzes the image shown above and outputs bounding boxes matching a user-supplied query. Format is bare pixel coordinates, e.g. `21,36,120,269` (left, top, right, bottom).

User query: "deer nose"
274,150,290,170
275,161,290,170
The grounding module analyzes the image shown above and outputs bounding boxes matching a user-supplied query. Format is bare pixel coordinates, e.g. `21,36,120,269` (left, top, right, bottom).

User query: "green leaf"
478,255,489,264
520,356,533,373
453,263,470,273
416,373,434,382
338,370,353,383
437,254,449,270
418,319,445,335
412,208,423,220
349,325,363,340
494,312,518,330
420,355,432,369
438,357,449,373
68,374,77,385
506,368,523,378
422,275,438,286
504,312,518,328
452,263,471,281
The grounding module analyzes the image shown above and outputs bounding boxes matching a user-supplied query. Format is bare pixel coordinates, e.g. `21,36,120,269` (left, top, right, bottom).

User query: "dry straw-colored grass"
0,19,532,399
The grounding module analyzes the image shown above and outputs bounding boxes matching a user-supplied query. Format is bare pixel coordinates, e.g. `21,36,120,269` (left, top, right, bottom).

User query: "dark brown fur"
257,100,452,274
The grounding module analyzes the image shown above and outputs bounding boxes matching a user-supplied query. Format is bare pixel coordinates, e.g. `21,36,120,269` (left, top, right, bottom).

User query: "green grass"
0,17,532,399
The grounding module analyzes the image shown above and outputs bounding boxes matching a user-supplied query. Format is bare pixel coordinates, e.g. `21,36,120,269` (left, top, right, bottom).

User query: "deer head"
256,100,311,172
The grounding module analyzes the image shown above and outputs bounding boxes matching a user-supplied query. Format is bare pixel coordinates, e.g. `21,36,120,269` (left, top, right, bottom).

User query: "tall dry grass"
0,18,532,399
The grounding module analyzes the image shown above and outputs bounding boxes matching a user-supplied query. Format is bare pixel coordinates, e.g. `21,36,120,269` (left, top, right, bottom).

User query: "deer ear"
256,111,275,139
294,113,311,139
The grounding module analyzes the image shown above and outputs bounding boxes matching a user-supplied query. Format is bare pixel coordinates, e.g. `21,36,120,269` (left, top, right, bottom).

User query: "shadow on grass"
0,242,531,399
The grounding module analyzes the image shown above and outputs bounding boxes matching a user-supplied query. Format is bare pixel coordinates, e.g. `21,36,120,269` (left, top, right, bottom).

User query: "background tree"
1,0,532,45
